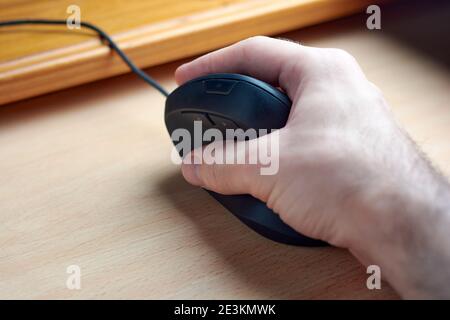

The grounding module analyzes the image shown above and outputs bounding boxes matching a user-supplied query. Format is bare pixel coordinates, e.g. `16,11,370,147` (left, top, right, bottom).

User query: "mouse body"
165,73,325,246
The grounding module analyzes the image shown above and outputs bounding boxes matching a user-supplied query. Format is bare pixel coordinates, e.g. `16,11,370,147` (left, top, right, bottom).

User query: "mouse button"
204,79,237,95
180,111,213,126
208,114,239,130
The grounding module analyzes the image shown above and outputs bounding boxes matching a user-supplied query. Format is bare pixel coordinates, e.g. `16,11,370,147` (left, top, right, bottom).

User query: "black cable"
0,19,169,97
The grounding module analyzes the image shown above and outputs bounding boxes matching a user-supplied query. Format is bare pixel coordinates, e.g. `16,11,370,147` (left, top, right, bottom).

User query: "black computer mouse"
165,73,325,246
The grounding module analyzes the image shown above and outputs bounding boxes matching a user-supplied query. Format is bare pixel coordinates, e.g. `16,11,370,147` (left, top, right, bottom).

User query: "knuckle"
325,48,359,69
368,82,390,110
328,48,355,61
240,35,271,48
312,48,362,78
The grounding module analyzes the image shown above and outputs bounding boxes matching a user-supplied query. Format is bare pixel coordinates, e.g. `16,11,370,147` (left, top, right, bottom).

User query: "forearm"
348,143,450,298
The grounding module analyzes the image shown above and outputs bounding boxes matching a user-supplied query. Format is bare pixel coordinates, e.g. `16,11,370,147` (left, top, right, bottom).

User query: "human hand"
175,36,450,298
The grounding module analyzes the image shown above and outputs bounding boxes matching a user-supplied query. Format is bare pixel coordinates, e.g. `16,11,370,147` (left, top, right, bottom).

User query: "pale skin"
175,36,450,299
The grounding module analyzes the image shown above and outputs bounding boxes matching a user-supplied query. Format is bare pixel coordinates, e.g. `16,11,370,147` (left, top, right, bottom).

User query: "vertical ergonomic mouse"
165,73,325,246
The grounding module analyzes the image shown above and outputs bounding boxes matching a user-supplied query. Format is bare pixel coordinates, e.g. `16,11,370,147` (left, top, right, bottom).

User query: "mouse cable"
0,19,169,97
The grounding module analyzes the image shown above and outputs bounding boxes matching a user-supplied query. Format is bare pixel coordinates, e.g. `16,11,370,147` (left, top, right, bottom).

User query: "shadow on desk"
155,171,399,299
381,0,450,70
281,0,450,74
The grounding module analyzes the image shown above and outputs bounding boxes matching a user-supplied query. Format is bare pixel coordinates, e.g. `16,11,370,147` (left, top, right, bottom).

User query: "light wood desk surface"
1,4,449,299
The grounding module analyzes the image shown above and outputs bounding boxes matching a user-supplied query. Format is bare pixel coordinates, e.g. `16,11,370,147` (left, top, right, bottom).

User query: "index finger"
175,36,308,99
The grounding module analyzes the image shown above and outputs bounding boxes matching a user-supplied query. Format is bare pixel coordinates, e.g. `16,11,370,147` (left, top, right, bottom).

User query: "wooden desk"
0,3,449,299
0,0,376,106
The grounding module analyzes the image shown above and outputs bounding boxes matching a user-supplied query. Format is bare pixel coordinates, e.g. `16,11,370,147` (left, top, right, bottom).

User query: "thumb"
181,138,274,196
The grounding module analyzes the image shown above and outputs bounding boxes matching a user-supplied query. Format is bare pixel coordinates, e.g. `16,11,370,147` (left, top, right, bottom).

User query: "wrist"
347,163,450,298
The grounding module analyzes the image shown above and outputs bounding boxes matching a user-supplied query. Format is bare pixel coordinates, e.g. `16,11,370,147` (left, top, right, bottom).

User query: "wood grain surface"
0,1,449,299
0,0,384,105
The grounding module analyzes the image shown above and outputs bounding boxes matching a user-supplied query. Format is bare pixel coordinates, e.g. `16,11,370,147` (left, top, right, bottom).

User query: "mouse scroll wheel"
204,79,237,95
